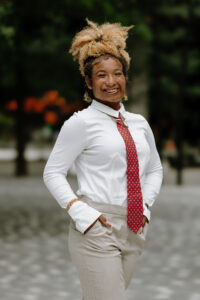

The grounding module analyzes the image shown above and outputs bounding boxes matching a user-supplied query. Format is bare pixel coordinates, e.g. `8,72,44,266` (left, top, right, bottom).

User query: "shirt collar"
91,99,126,118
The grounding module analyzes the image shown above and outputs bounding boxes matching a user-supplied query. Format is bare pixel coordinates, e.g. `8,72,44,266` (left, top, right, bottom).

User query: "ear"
85,76,92,90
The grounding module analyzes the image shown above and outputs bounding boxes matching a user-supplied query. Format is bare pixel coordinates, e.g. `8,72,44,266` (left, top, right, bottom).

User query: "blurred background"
0,1,200,300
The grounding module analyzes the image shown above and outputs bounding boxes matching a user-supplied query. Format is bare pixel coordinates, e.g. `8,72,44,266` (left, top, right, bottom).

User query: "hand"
98,214,112,228
137,215,148,234
84,214,111,234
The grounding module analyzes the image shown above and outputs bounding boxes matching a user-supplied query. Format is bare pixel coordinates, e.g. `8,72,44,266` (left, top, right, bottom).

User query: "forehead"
92,56,123,72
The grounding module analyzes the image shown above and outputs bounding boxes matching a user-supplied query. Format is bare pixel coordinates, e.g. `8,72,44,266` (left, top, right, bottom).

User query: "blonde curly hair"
69,19,134,76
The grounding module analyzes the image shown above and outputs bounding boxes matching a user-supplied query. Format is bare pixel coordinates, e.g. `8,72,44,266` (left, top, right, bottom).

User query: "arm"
142,120,163,222
43,113,101,233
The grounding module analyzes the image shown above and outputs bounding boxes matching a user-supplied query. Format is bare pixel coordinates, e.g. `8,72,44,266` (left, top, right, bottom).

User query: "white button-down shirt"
43,100,163,233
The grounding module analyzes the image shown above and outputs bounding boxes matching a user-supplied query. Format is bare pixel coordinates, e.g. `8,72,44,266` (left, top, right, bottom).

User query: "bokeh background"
0,1,200,300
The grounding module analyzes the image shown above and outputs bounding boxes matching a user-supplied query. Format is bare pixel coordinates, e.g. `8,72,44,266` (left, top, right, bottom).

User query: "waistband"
80,196,127,216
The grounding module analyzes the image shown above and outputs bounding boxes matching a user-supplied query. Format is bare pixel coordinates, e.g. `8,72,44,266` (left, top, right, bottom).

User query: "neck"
95,98,121,111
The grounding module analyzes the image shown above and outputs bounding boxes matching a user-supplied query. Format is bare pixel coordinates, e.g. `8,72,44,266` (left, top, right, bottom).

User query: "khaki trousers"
68,197,148,300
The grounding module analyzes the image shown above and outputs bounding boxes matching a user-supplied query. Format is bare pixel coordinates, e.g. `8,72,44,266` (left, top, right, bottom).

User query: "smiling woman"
43,19,163,300
85,55,126,110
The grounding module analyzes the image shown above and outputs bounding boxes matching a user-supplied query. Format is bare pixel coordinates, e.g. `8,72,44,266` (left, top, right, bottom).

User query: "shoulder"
75,105,102,119
125,112,152,136
63,106,90,126
65,105,103,129
126,111,148,124
61,111,87,137
67,105,98,121
61,106,97,138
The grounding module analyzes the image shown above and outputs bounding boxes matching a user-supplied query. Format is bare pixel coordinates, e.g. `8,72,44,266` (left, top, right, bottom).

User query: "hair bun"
69,18,134,76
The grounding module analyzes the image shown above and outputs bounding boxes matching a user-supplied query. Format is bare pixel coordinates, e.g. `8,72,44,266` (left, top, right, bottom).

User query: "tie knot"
116,113,125,126
116,119,123,126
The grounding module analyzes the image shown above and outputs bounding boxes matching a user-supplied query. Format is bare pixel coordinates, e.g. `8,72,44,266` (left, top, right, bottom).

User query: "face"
85,56,126,110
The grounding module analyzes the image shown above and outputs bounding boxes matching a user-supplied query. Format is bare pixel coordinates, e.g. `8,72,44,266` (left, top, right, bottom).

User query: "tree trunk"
15,97,28,176
13,3,28,176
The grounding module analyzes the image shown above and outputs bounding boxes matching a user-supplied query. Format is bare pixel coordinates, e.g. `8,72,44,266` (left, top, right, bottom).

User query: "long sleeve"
142,120,163,221
43,113,101,233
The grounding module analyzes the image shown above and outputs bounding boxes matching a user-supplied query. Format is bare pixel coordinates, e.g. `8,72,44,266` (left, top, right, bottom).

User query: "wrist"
143,203,151,222
66,198,80,212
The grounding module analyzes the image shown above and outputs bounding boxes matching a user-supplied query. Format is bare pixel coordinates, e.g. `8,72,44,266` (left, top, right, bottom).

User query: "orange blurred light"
6,90,70,115
24,97,46,113
44,90,59,103
55,97,66,107
7,100,18,111
24,97,37,112
44,111,58,125
166,140,176,150
34,101,45,113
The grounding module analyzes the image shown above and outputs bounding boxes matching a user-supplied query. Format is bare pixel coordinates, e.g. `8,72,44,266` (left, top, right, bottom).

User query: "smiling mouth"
104,88,119,94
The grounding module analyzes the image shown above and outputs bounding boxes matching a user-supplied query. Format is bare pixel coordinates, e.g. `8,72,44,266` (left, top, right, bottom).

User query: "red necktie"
116,113,143,233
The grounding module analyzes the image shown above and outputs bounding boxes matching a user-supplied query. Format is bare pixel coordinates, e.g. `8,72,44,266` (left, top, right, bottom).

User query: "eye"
97,73,106,78
115,72,123,76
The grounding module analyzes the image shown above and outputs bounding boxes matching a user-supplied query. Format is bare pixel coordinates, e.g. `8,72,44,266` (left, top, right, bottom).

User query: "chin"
103,94,122,101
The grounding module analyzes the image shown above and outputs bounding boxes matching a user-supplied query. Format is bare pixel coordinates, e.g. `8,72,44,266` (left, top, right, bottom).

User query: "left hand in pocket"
137,215,148,234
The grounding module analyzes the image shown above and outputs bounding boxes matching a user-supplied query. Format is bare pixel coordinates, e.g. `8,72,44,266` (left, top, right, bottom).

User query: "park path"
0,175,200,300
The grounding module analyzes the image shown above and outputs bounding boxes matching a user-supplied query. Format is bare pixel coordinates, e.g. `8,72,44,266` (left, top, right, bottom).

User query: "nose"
106,75,116,86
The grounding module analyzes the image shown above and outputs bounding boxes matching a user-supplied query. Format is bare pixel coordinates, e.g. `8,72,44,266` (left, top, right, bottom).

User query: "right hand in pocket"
84,214,111,234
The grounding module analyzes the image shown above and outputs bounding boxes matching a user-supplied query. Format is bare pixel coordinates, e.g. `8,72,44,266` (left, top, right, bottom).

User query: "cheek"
92,80,103,94
91,85,101,99
92,83,99,94
120,79,126,91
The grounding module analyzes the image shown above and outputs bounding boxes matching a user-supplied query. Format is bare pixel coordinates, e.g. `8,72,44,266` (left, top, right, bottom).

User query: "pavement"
0,167,200,300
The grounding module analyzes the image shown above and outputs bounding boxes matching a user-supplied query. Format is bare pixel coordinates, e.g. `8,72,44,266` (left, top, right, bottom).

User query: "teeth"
105,89,118,93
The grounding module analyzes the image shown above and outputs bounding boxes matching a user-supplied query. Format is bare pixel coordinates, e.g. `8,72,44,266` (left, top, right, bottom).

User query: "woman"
43,19,163,300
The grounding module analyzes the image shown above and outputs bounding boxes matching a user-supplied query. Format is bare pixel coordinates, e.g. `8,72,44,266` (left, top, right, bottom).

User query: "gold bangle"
66,198,80,212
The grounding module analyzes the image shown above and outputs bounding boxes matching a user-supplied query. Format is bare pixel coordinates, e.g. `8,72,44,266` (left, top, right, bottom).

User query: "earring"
123,94,128,101
84,90,92,103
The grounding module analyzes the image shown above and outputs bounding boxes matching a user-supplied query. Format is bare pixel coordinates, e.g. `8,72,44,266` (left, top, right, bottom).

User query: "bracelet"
66,198,80,212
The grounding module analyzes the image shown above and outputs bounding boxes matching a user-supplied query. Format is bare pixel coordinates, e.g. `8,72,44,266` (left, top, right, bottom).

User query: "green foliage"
0,2,14,44
194,6,200,17
187,50,200,74
160,52,182,71
158,28,187,46
0,112,14,126
160,76,179,95
0,112,15,139
157,5,189,18
186,86,200,97
134,23,153,42
148,0,200,162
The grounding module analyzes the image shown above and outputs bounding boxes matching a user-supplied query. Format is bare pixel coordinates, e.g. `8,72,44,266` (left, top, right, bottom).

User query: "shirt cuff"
143,204,151,222
67,200,102,234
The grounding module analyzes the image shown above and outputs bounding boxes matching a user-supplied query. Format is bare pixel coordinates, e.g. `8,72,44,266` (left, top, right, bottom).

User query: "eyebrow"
95,68,122,75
